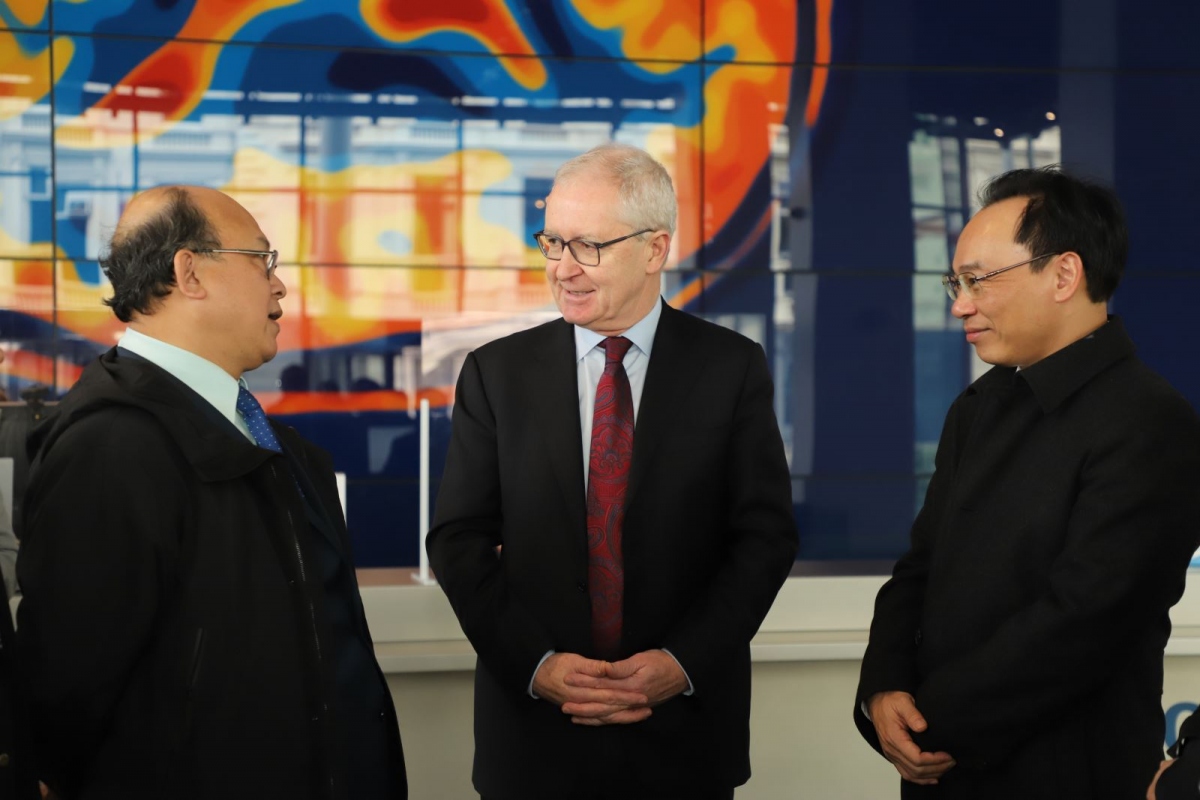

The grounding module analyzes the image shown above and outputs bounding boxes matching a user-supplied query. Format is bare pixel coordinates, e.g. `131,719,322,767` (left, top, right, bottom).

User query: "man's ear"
1052,251,1085,303
174,249,208,300
644,230,672,276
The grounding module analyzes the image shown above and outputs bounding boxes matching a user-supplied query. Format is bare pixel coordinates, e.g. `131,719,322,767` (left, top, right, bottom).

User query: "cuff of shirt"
660,648,694,696
528,650,555,699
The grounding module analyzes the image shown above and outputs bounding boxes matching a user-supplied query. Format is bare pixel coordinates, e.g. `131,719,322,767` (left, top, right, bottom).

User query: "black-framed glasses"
196,248,279,279
532,229,652,267
941,252,1059,301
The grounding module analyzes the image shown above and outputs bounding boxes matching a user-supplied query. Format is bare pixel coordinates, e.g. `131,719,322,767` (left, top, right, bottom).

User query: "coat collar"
969,316,1136,414
36,348,276,483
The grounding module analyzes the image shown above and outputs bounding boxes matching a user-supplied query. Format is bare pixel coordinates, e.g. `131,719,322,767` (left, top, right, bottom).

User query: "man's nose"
951,289,974,319
551,251,584,280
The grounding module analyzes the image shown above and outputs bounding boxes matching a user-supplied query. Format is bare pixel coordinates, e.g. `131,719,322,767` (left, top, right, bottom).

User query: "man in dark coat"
854,166,1200,799
16,186,406,800
427,143,797,799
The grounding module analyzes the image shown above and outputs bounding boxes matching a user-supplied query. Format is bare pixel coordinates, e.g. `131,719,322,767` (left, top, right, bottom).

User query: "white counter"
362,569,1200,673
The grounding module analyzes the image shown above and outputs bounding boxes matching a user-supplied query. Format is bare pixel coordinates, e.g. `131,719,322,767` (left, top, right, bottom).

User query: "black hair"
978,165,1127,302
101,187,220,322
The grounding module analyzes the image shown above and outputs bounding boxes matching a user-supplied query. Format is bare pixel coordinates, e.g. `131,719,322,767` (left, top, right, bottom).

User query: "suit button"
0,753,10,767
914,628,923,645
576,582,586,593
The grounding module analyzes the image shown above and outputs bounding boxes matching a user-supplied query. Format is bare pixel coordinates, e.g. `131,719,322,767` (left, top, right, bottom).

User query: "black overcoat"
855,317,1200,799
16,349,406,800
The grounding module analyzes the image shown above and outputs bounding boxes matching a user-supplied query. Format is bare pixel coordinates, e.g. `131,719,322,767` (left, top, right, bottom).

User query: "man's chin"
557,305,592,326
972,346,1011,368
256,342,280,368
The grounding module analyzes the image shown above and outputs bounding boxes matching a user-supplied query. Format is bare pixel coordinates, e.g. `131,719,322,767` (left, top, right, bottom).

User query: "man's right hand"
532,653,650,725
868,691,956,785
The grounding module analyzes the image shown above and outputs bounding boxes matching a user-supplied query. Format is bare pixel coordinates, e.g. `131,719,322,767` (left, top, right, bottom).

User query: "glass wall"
2,0,1197,566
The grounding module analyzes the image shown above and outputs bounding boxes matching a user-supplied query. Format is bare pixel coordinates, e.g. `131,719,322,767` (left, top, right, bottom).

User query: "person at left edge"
0,570,36,800
15,185,407,800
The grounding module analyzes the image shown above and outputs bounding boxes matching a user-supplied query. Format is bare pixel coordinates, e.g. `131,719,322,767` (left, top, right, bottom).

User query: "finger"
882,733,925,767
572,658,612,677
560,687,648,707
896,765,947,784
563,672,621,689
882,738,954,774
569,713,610,727
601,657,642,679
887,746,955,772
896,747,955,766
896,703,928,733
561,701,629,718
895,758,956,780
566,705,652,724
571,707,653,725
564,674,647,694
561,694,649,716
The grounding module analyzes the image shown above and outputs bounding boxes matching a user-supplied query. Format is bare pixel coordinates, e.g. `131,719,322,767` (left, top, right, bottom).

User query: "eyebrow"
256,235,271,249
542,229,602,241
952,262,984,275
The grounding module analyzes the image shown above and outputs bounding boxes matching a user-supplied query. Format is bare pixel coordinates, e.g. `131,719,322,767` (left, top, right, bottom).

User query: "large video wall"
2,0,1197,566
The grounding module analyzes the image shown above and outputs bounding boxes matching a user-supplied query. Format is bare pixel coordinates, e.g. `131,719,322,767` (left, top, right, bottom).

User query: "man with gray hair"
17,186,406,799
429,143,797,799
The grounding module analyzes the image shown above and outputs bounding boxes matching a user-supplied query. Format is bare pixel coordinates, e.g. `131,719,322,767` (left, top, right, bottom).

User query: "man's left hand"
562,649,688,725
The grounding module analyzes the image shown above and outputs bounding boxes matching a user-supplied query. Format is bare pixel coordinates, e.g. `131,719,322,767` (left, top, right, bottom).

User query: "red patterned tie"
586,336,635,660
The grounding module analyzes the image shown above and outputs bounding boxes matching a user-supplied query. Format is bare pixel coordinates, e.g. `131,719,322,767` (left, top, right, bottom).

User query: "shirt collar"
1005,316,1136,412
574,298,663,363
118,327,245,424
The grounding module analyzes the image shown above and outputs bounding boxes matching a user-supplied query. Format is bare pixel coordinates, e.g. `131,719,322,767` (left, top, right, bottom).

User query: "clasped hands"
868,691,956,785
533,649,688,726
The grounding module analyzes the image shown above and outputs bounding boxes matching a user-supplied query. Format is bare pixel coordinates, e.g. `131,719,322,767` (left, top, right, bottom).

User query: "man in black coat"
854,166,1200,799
16,186,406,799
428,143,797,799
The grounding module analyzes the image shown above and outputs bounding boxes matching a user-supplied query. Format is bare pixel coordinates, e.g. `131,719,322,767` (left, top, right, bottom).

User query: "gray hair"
553,143,677,235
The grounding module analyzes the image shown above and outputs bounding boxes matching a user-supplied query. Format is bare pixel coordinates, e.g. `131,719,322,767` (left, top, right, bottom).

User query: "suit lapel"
626,304,702,511
531,320,588,543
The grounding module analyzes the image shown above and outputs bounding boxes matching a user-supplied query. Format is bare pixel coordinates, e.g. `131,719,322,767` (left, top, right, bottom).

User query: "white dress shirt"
118,327,256,444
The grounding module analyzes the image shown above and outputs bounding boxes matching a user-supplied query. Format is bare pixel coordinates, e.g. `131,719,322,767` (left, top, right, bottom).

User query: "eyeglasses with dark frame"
941,252,1060,301
196,248,280,279
532,229,653,267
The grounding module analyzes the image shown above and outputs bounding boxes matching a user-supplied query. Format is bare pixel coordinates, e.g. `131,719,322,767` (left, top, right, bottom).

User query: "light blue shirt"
118,328,256,444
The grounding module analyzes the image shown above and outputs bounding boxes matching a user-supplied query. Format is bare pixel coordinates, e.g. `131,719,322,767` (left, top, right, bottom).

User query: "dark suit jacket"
428,302,797,799
854,317,1200,799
